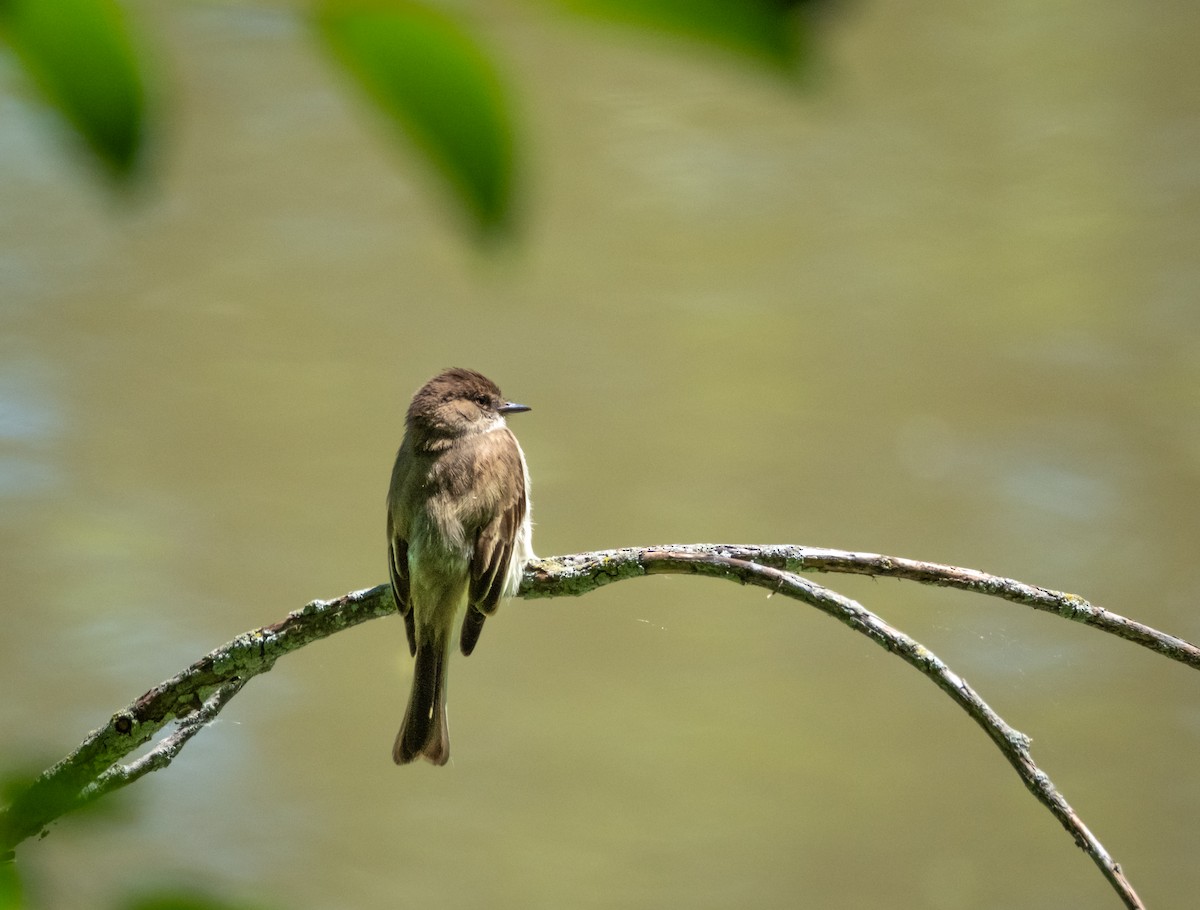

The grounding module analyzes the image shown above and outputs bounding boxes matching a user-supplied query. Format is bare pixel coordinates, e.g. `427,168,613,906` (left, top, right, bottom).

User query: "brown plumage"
387,368,534,765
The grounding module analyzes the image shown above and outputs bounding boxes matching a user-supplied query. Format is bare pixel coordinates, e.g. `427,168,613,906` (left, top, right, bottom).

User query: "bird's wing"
462,428,527,656
387,507,416,657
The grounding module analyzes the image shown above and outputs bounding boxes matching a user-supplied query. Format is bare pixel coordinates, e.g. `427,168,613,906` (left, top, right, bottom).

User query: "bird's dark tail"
394,640,450,765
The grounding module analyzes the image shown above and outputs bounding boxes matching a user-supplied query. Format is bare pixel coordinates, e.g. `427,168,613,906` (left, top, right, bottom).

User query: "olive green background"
2,1,1198,907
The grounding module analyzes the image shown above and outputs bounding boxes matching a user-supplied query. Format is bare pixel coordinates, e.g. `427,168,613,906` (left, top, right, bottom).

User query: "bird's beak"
499,401,531,415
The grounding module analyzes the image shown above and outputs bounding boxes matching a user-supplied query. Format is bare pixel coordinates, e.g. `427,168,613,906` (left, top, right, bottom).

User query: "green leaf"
315,0,517,237
0,0,149,180
0,859,21,910
118,889,268,910
556,0,804,69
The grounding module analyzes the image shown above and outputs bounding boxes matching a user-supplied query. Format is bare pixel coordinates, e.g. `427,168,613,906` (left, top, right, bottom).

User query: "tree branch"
0,584,393,855
611,549,1146,909
5,544,1187,908
525,544,1200,670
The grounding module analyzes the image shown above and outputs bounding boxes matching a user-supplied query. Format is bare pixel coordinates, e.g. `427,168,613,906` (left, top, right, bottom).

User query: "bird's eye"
475,394,491,407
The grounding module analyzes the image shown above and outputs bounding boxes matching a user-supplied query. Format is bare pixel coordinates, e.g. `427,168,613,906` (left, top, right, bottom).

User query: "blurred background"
2,0,1199,908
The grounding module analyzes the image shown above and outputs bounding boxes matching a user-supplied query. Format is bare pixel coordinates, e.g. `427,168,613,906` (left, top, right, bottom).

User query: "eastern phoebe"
387,368,534,765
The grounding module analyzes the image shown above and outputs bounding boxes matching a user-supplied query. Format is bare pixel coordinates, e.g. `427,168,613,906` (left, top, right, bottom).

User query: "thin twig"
81,677,250,806
624,549,1145,910
525,544,1200,669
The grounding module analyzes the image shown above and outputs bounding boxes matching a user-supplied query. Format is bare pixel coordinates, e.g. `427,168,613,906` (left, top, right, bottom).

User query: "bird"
386,368,534,765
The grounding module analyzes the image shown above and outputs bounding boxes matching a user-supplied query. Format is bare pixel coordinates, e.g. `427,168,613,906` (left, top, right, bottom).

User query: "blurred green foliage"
0,0,808,233
117,888,271,910
315,0,517,238
0,0,148,180
0,766,262,910
0,0,811,240
553,0,803,68
0,860,21,910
